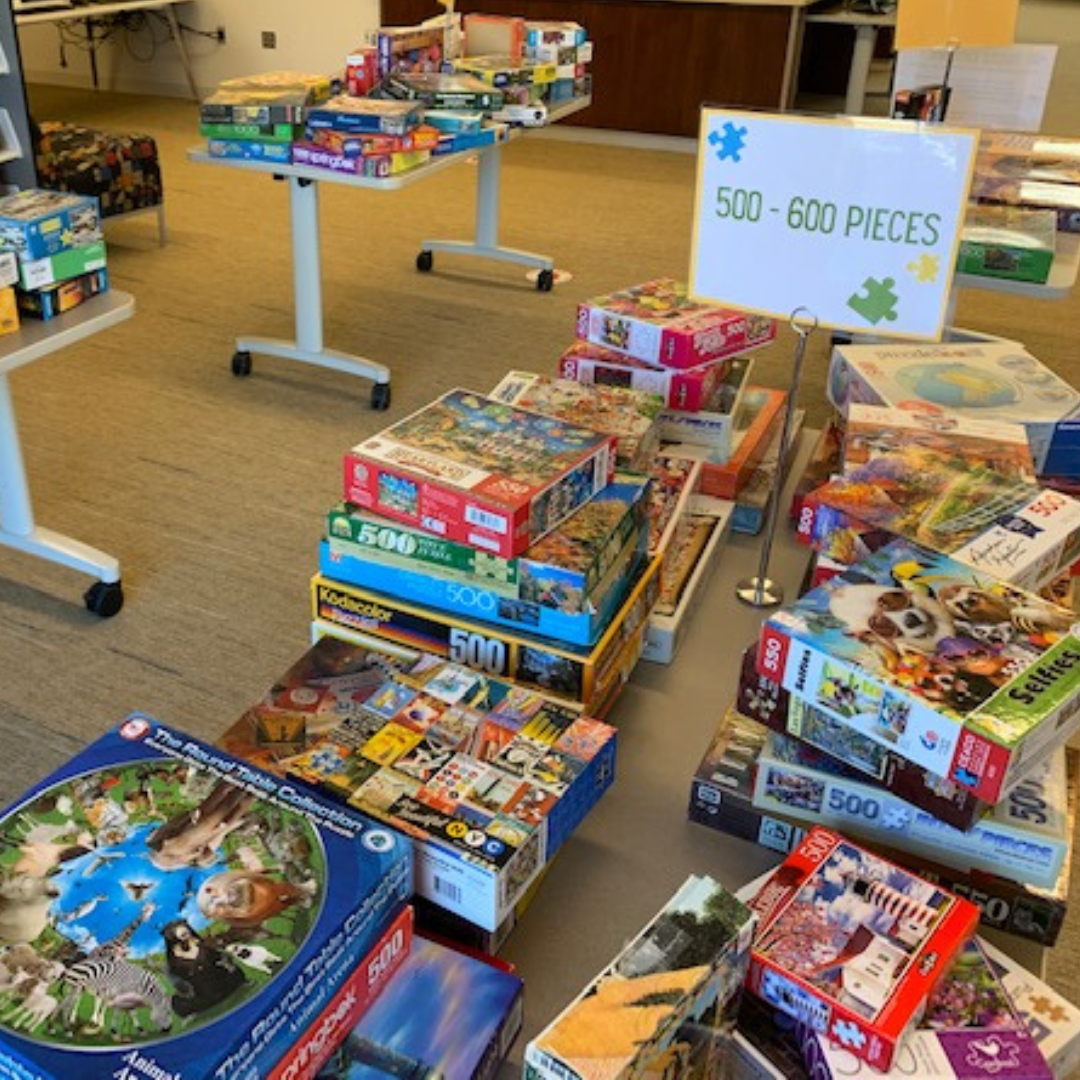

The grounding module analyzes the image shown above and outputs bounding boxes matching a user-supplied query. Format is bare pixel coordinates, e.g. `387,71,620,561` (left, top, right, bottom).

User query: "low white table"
0,289,134,616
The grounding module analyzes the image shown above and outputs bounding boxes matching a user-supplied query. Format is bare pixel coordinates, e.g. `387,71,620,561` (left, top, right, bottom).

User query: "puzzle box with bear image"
0,713,412,1080
757,539,1080,805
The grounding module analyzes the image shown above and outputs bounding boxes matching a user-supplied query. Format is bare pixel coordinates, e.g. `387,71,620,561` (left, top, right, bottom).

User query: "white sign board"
894,45,1057,132
689,111,978,340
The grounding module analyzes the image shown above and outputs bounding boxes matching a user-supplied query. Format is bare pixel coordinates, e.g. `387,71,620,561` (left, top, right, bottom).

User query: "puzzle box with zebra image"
0,713,412,1079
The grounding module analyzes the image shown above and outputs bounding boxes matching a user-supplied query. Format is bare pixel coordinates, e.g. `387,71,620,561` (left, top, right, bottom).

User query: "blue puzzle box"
0,189,102,261
319,533,643,648
0,714,412,1080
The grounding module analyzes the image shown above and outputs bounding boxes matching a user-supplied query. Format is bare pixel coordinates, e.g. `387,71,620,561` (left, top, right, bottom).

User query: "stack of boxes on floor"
0,711,527,1078
689,330,1080,1078
0,189,107,328
199,15,594,176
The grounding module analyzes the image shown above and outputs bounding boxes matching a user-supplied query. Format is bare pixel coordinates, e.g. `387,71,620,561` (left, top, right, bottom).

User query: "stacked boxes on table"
200,71,333,163
218,632,617,936
0,188,107,320
0,713,415,1079
523,20,593,107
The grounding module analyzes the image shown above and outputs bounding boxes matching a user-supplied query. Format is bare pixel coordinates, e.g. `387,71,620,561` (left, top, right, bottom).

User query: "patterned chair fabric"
33,121,163,218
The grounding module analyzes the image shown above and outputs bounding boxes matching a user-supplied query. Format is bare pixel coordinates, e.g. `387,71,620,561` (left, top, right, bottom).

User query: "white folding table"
188,97,590,411
0,289,134,616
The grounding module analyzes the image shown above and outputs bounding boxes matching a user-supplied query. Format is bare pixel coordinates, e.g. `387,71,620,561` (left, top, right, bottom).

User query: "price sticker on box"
689,110,979,339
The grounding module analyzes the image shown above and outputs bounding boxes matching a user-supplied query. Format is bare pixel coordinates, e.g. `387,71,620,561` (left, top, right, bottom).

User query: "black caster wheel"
231,350,253,377
416,250,434,272
85,580,124,618
536,268,554,292
371,382,392,411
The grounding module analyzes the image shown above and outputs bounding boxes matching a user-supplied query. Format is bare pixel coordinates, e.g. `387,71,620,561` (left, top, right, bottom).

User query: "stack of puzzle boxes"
559,277,786,661
687,332,1080,1080
0,188,107,323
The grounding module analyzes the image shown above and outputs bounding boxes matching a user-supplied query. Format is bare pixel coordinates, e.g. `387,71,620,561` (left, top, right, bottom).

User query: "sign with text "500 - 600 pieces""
689,111,979,339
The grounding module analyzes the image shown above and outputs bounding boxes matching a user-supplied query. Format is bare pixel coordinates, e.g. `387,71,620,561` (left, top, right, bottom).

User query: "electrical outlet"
261,30,276,49
215,25,226,43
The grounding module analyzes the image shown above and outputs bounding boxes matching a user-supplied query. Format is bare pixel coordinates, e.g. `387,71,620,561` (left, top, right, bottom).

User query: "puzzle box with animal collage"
343,389,616,559
217,633,616,932
757,539,1080,804
0,713,413,1080
744,828,980,1072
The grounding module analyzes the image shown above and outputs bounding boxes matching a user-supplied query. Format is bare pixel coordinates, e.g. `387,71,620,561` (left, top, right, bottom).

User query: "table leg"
234,176,392,399
163,2,200,101
0,373,120,586
846,24,878,115
418,142,556,281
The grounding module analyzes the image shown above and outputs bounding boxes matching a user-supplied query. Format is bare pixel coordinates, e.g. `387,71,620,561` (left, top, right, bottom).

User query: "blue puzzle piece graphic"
832,1019,868,1050
847,276,899,325
709,121,748,163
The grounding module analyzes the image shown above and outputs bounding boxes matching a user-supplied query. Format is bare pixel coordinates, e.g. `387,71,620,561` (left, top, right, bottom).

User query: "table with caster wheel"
0,289,135,616
416,96,589,290
189,96,591,405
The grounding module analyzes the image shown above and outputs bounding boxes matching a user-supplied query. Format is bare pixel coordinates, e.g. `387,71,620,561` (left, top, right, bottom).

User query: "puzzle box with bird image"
0,713,412,1080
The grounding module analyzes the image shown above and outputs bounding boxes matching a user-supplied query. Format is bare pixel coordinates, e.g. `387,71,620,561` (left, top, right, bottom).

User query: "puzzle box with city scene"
326,473,649,619
0,713,413,1080
488,369,662,473
576,277,775,370
825,341,1080,473
0,189,102,260
737,643,993,831
744,828,980,1072
757,539,1080,804
526,875,756,1080
557,340,735,412
218,634,616,932
343,389,616,559
753,731,1069,889
654,355,755,461
311,552,660,713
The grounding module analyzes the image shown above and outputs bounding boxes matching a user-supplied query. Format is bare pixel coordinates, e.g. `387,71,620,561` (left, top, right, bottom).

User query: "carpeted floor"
4,76,1080,1067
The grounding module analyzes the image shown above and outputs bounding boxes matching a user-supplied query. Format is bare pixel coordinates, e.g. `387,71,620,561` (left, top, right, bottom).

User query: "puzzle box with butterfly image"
0,713,413,1080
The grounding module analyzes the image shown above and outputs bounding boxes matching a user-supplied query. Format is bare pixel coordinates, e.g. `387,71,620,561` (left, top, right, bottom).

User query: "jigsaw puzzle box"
319,522,642,648
668,386,786,498
825,341,1080,474
654,355,755,460
737,643,993,831
576,277,774,370
488,369,662,473
310,550,659,714
326,476,649,620
557,340,736,412
642,499,734,665
744,828,980,1072
316,934,523,1080
343,389,616,559
753,730,1069,889
731,409,804,536
525,875,756,1080
218,633,616,932
757,538,1080,805
0,713,413,1080
800,448,1080,592
0,189,102,260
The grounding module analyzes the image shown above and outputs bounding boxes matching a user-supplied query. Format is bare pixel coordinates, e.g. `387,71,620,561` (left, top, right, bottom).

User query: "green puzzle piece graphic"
848,276,899,324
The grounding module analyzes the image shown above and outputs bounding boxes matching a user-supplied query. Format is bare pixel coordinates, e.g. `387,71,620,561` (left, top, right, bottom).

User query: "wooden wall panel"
380,0,796,136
